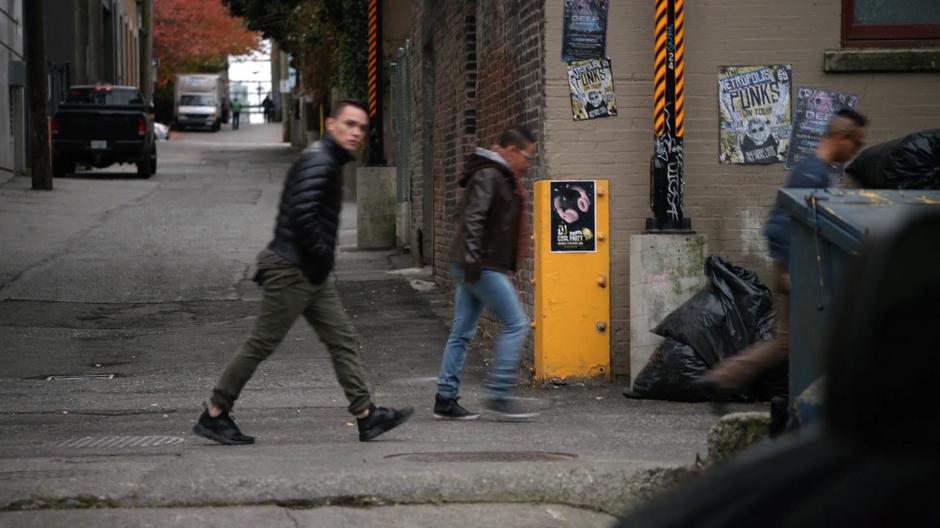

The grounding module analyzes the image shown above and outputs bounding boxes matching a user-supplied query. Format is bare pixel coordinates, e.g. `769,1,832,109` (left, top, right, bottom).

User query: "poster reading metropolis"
568,58,618,121
561,0,609,61
718,64,792,165
550,180,597,253
786,86,860,169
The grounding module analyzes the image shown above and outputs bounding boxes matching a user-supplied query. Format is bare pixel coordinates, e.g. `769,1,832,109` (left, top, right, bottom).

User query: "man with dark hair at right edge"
702,108,869,393
193,100,413,444
433,125,541,421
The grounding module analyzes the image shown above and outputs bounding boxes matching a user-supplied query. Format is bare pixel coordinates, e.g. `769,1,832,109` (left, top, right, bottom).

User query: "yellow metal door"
533,180,610,381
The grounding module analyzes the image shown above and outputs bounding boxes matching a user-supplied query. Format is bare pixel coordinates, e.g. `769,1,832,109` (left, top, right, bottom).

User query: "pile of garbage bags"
628,256,785,402
845,129,940,190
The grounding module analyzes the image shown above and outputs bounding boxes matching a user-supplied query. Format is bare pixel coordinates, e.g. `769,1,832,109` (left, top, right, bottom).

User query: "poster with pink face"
551,180,596,253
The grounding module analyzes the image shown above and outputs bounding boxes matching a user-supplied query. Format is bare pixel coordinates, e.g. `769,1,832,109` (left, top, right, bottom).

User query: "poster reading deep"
561,0,609,61
550,180,596,253
718,65,792,165
568,58,617,121
786,86,860,169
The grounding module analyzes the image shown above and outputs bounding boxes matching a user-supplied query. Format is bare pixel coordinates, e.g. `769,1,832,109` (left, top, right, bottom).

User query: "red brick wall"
411,0,545,368
408,0,545,364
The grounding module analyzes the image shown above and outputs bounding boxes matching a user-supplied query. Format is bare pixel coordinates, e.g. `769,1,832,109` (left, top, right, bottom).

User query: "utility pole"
647,0,690,231
25,0,52,190
367,0,385,165
139,0,154,102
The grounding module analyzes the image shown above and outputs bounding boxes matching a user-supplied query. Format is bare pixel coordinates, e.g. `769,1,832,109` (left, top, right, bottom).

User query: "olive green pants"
210,262,372,415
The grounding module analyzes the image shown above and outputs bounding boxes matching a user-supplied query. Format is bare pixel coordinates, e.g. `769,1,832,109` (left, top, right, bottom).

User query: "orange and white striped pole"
648,0,691,231
367,0,385,165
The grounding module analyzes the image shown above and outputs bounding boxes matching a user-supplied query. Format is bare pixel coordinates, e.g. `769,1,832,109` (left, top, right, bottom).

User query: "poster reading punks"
561,0,609,61
718,65,792,165
568,58,618,121
786,87,860,170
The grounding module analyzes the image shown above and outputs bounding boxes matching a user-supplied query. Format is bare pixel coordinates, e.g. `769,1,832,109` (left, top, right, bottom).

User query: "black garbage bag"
629,338,712,402
844,129,940,190
653,255,775,368
627,256,779,402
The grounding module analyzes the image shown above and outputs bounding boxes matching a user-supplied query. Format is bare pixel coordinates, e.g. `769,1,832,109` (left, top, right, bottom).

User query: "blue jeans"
437,264,530,400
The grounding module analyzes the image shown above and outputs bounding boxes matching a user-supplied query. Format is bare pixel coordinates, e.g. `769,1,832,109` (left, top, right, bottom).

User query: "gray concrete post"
356,167,397,249
629,234,708,386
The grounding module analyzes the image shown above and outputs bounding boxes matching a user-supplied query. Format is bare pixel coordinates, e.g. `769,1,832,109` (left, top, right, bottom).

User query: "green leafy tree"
222,0,367,105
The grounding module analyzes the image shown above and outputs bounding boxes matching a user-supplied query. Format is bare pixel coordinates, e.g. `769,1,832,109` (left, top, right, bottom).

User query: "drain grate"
45,374,115,381
50,435,184,449
385,451,578,463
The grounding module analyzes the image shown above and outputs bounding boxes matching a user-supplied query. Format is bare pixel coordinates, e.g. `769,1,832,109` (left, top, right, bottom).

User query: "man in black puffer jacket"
194,100,413,444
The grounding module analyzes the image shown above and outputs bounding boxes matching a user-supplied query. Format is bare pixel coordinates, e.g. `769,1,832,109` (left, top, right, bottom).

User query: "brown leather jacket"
451,148,522,276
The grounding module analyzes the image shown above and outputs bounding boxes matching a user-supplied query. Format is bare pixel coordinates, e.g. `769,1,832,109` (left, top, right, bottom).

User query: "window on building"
843,0,940,47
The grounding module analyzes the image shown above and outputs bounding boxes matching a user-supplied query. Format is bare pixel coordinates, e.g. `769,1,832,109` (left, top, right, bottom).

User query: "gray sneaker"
483,397,539,421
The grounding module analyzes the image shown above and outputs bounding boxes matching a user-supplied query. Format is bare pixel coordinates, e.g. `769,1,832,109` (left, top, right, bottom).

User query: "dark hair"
498,124,537,149
331,99,368,119
834,108,869,128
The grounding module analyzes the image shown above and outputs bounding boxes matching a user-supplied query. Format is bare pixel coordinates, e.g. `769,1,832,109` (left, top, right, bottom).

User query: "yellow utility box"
533,180,610,381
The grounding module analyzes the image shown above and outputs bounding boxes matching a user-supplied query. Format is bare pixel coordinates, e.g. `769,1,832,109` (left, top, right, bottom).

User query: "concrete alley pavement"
0,124,753,526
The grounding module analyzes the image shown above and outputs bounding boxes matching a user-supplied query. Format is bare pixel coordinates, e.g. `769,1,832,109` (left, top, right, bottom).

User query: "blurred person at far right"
700,108,868,396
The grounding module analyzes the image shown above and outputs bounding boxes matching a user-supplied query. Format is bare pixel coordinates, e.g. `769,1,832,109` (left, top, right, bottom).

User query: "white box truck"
174,73,228,131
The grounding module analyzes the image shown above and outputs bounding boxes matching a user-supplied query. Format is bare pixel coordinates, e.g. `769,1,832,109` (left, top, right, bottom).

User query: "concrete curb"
2,462,696,516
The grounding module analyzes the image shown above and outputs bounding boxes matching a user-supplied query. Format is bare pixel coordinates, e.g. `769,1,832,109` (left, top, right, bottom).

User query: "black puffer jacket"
268,134,352,284
451,148,522,275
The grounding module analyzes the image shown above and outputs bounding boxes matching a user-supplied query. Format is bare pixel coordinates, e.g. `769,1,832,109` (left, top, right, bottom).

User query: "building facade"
401,0,940,381
44,0,142,105
1,0,25,180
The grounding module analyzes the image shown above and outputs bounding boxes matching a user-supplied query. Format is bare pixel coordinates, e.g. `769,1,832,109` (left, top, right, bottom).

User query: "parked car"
52,85,157,178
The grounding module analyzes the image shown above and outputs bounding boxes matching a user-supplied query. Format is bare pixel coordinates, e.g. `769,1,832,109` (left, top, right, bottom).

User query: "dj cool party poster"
550,181,596,253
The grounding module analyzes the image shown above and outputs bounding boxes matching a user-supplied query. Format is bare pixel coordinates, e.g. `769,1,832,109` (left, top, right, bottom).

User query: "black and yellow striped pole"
367,0,385,165
648,0,691,231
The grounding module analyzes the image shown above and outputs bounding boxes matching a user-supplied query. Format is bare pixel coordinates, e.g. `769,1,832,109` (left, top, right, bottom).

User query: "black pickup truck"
52,85,158,178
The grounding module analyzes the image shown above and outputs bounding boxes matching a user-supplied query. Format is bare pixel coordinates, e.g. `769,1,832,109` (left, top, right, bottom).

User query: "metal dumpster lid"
779,189,940,251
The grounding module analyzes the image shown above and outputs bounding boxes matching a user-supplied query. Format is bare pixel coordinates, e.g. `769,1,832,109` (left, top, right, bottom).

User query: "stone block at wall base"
356,166,397,249
629,234,708,387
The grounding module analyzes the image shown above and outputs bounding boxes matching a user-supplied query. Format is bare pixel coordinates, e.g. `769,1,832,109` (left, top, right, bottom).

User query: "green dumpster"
779,189,940,399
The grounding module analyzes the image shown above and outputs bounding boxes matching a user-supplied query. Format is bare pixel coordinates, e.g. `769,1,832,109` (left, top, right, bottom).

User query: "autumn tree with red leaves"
153,0,259,89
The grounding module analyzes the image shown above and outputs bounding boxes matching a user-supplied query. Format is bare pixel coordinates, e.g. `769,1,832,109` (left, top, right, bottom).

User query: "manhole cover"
0,469,97,481
50,435,184,449
385,451,578,463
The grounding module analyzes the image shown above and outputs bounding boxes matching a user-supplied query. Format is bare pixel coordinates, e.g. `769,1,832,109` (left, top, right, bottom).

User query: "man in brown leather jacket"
433,125,540,421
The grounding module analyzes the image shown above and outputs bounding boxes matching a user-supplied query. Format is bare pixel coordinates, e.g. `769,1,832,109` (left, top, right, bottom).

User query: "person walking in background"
231,98,242,130
701,108,868,393
433,125,540,422
262,94,275,123
193,100,413,445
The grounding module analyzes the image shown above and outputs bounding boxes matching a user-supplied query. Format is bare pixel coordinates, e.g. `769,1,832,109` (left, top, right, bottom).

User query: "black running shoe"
433,394,481,421
483,397,539,421
357,404,414,441
192,409,255,445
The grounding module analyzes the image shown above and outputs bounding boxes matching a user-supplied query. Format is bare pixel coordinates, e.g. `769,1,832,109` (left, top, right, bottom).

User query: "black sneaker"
192,409,255,445
433,395,481,421
357,404,414,442
482,397,539,421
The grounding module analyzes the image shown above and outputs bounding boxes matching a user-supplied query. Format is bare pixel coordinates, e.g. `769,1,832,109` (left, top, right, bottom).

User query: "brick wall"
408,0,545,366
542,0,940,380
